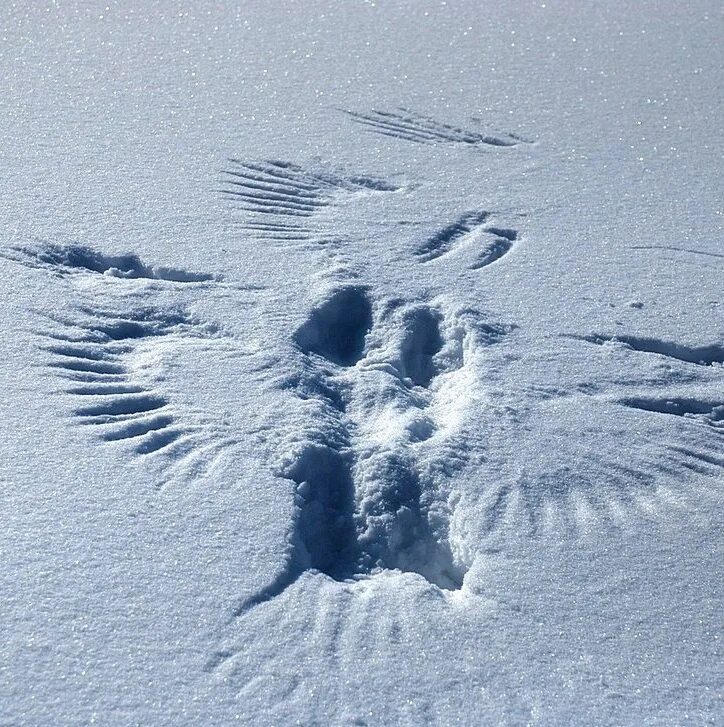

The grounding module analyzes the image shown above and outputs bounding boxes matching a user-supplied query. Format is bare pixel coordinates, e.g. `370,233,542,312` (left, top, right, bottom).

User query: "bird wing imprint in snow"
4,241,220,283
6,106,722,684
10,241,263,485
468,391,722,542
219,158,402,246
413,210,519,270
343,107,526,148
39,304,242,483
211,111,722,654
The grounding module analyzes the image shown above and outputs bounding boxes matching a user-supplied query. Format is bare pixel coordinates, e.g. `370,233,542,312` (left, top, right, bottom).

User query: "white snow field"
1,1,722,724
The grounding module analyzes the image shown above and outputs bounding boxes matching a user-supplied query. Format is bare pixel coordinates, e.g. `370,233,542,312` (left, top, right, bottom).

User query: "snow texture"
1,1,722,725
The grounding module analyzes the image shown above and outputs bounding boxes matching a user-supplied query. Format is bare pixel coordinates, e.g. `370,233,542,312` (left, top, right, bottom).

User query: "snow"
1,1,722,724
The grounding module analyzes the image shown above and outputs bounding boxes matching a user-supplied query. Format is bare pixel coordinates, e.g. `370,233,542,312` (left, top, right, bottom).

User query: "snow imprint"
206,117,722,677
21,244,242,485
576,333,724,367
414,210,519,269
40,305,237,481
208,118,724,669
226,288,508,620
344,107,524,148
7,108,722,687
6,241,218,283
220,158,400,245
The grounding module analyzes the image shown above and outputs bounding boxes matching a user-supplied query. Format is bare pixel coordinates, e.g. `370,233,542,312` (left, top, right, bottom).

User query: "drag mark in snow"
619,396,723,423
344,108,523,148
632,244,724,260
415,212,518,270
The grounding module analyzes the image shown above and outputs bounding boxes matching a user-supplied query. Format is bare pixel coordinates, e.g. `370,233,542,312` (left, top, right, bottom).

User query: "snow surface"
1,1,722,724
